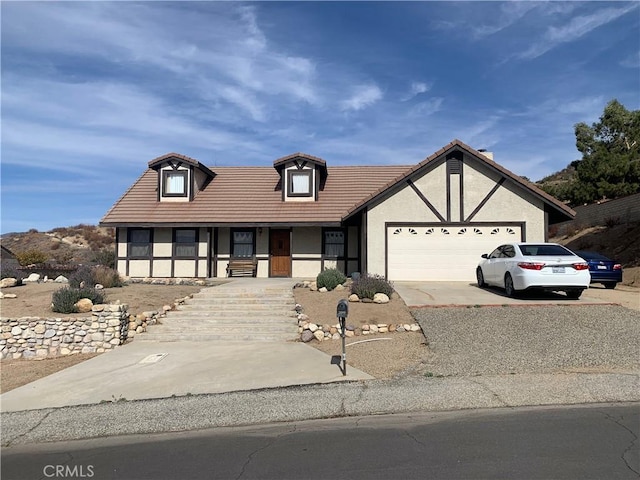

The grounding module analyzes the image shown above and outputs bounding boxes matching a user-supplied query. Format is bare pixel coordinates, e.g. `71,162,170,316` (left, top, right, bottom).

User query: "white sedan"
476,243,591,299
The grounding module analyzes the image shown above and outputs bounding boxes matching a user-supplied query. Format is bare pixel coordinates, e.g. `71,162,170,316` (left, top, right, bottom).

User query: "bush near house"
351,274,394,300
15,249,48,266
69,265,122,289
316,268,347,291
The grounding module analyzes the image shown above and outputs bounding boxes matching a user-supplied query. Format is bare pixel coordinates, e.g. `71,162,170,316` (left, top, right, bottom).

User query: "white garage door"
387,225,521,281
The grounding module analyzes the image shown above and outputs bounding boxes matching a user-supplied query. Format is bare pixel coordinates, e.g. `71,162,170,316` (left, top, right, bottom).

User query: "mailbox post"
337,299,349,376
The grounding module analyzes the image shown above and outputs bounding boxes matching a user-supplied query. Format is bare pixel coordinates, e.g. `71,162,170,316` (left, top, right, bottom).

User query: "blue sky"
1,1,638,234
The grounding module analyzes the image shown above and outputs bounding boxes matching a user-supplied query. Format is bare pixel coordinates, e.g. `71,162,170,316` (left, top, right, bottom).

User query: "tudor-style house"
100,139,575,282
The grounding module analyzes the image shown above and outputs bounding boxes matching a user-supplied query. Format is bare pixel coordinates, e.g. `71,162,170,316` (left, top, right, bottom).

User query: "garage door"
387,225,522,281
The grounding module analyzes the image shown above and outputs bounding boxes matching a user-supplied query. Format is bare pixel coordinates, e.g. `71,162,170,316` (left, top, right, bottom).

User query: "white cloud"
519,4,639,59
340,85,383,111
472,1,539,38
620,51,640,68
402,81,433,101
411,97,444,117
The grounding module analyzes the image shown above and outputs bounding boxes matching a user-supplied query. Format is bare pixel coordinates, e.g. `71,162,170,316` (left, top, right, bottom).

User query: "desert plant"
51,286,105,314
316,268,347,291
604,216,621,228
92,248,116,268
351,273,394,300
15,249,48,266
93,266,122,288
69,265,96,289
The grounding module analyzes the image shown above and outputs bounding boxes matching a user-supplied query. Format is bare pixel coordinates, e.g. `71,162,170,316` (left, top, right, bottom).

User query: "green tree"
568,99,640,204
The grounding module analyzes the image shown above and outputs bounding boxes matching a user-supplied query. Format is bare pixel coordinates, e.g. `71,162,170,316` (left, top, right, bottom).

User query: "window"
163,170,188,197
174,229,197,257
288,170,312,197
129,229,151,258
232,230,254,257
324,230,345,258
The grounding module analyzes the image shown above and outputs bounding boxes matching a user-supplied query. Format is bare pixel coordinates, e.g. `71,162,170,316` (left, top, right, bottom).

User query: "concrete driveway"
394,281,638,309
1,341,371,412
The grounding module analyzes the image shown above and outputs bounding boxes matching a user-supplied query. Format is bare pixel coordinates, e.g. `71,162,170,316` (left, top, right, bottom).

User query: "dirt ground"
293,286,431,379
0,282,207,393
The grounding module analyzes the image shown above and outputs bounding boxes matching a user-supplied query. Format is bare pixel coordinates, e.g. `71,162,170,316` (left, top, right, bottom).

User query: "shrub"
93,266,122,288
51,286,105,314
0,266,22,285
69,265,95,289
92,248,116,269
351,274,394,300
15,249,48,266
604,216,621,228
316,268,347,291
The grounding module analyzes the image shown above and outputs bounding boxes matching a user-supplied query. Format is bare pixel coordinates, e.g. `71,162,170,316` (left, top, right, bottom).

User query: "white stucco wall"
153,228,172,257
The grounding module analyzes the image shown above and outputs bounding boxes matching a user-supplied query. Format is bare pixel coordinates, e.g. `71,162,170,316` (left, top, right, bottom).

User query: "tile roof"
101,140,575,226
101,164,410,226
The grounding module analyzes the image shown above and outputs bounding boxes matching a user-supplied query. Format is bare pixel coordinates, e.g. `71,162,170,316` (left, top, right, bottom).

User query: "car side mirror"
481,254,488,259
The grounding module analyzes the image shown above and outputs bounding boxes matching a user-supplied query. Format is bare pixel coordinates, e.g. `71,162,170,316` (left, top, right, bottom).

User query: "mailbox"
336,299,349,319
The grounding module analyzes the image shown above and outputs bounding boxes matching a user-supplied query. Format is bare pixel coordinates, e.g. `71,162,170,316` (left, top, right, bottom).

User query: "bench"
227,257,258,277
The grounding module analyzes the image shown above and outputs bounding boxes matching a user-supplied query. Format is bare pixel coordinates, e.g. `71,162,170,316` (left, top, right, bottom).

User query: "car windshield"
519,244,574,256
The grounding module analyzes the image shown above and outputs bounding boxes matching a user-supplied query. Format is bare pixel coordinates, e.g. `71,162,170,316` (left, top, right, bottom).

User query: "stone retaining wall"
1,304,129,360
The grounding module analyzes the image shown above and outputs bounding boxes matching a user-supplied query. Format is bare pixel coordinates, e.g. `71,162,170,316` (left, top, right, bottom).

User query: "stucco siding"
153,260,172,277
462,160,502,217
128,260,150,278
174,260,195,277
292,227,321,256
153,228,172,257
292,260,322,278
412,161,447,218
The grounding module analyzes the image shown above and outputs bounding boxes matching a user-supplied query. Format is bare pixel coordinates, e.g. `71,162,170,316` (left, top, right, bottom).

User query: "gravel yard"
413,305,640,377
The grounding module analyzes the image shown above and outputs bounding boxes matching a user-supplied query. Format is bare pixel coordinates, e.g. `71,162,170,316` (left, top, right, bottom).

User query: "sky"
1,1,639,234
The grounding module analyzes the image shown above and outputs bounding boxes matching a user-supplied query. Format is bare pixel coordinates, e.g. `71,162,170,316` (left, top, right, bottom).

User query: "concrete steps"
139,279,299,342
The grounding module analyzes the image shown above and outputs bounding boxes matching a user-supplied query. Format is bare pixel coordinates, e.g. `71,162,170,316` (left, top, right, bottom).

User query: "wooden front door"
270,230,291,277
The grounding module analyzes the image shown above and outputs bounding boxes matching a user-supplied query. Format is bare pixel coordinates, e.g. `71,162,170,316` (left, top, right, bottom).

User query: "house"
100,139,574,282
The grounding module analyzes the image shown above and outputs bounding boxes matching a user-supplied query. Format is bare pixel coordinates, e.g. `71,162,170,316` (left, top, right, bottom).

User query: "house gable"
273,153,328,202
148,153,215,203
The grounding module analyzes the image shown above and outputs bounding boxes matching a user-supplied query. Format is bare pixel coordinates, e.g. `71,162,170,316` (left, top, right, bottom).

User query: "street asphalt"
1,279,639,446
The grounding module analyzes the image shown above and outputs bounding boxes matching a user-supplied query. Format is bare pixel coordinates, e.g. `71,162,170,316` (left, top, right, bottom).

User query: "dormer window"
288,170,312,197
163,170,188,197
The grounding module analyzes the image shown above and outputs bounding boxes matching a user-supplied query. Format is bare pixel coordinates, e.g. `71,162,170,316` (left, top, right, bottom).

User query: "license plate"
552,266,565,273
597,265,607,270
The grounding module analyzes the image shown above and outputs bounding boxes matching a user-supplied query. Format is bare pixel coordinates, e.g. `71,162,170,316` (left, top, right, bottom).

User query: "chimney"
477,149,494,160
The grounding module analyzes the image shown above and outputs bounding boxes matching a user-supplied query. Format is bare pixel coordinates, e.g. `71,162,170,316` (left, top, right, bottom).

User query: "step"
146,324,297,334
139,332,298,342
158,316,298,325
184,297,295,305
175,305,295,314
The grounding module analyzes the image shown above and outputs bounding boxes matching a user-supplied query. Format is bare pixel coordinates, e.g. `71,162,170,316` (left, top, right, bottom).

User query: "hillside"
1,225,115,266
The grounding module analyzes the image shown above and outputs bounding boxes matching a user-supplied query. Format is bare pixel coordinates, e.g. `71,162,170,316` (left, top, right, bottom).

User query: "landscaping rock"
301,330,314,342
95,284,104,290
24,273,40,283
54,275,68,283
2,293,17,299
319,287,328,293
313,330,324,342
307,323,319,333
309,282,318,292
0,277,18,288
362,298,373,303
75,298,94,313
334,284,345,291
373,293,390,304
348,294,360,302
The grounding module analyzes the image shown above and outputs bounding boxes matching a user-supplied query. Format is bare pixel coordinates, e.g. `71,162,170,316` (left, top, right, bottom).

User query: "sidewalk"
2,370,638,446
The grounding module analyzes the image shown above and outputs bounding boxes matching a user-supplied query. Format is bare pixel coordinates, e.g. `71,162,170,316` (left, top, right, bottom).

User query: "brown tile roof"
101,164,410,226
344,139,575,221
272,152,327,168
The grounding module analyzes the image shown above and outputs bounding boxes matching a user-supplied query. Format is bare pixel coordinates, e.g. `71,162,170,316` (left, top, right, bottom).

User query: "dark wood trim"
362,210,368,275
384,221,389,280
544,212,549,242
206,227,212,278
213,227,219,278
102,221,344,228
459,158,464,222
407,180,446,222
189,166,195,202
464,177,506,222
357,223,362,275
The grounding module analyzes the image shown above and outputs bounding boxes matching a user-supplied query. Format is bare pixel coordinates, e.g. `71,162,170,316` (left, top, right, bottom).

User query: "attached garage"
386,223,523,281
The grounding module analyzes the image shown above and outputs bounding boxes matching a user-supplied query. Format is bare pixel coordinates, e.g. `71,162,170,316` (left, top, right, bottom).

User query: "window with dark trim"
287,170,312,197
128,228,151,258
162,170,188,197
174,228,197,258
232,230,255,258
324,230,345,258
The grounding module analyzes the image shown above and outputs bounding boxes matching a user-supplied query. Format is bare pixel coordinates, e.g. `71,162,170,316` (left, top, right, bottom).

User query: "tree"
568,99,640,205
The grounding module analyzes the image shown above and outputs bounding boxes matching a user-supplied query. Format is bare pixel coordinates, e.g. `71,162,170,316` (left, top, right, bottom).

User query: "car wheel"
566,289,584,299
476,268,486,288
604,282,617,290
504,273,516,298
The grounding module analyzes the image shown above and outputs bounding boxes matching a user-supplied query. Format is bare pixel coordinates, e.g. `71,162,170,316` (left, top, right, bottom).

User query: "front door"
270,230,291,277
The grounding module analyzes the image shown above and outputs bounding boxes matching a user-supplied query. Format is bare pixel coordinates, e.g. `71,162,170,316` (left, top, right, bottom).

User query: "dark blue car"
572,250,623,289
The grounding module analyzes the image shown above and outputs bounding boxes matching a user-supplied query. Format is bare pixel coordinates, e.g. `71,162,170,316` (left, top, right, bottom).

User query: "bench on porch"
227,257,258,277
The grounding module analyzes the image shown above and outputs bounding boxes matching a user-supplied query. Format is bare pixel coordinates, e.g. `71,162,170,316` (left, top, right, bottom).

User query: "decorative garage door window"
392,227,517,236
233,231,254,257
324,230,345,257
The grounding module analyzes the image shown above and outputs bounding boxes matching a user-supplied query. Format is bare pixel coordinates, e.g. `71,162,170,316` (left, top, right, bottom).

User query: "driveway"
394,281,639,310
